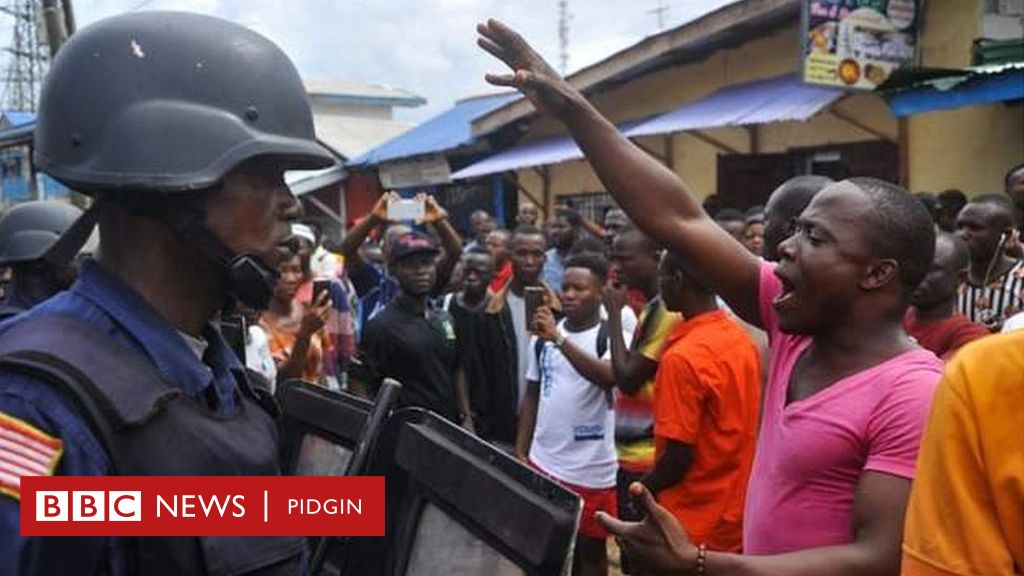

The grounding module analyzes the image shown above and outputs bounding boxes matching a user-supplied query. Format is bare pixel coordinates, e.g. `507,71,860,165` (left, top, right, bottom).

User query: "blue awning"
887,65,1024,117
349,92,517,166
623,75,843,138
450,135,585,180
452,74,843,180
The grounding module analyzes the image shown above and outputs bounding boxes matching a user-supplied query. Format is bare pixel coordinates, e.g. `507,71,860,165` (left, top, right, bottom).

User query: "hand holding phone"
312,279,332,306
524,286,546,332
387,198,426,222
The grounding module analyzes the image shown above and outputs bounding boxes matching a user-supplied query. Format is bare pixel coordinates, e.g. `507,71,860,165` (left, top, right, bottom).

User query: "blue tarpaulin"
349,92,517,166
452,74,843,180
888,66,1024,118
624,75,842,138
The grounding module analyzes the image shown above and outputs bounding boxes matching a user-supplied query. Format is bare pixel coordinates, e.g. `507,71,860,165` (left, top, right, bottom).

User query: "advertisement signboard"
802,0,921,90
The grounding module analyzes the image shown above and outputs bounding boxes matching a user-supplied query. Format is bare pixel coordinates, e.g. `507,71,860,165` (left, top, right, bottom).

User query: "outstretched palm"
477,19,578,117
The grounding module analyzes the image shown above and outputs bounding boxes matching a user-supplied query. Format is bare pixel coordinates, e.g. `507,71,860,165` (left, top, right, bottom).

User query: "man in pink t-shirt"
475,20,943,575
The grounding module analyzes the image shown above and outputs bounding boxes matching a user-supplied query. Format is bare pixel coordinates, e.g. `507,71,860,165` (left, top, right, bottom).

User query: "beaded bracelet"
696,543,708,576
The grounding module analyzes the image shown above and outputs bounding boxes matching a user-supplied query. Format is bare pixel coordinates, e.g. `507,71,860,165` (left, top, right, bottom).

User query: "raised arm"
603,287,658,394
477,20,762,325
421,193,463,288
339,192,393,275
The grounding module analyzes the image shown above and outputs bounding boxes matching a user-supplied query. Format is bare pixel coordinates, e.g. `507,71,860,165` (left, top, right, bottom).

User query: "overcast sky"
4,0,737,123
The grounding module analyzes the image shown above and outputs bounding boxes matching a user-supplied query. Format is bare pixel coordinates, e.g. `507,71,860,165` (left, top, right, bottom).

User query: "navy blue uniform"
0,261,244,576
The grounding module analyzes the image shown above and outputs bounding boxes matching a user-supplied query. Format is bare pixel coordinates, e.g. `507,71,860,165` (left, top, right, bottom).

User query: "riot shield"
333,408,582,576
277,378,400,477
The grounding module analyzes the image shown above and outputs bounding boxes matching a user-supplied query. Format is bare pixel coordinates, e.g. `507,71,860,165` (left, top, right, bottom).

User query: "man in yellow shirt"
902,331,1024,575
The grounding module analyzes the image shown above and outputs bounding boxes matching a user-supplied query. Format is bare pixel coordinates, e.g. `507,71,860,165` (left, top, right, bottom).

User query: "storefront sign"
379,154,452,189
802,0,920,90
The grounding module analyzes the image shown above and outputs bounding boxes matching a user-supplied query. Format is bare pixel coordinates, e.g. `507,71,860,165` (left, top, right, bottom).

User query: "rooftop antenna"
649,0,669,31
557,0,570,74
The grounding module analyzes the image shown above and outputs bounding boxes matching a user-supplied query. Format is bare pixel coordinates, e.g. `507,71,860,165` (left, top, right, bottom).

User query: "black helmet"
34,11,333,193
0,201,83,267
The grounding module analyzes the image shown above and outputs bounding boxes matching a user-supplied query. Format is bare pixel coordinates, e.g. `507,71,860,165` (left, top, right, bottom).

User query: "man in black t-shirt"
357,231,473,428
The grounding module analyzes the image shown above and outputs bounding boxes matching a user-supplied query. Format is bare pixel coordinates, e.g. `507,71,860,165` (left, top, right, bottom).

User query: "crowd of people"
173,150,1022,575
0,10,1021,576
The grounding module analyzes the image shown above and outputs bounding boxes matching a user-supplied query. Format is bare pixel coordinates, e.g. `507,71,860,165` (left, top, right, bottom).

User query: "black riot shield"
331,408,583,576
277,378,401,477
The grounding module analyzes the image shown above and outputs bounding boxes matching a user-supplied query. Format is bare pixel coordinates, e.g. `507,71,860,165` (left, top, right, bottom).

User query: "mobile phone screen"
387,199,426,221
524,287,545,332
313,279,331,304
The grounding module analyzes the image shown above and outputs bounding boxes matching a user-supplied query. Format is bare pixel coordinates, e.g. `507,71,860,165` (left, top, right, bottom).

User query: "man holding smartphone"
356,232,472,429
340,192,463,334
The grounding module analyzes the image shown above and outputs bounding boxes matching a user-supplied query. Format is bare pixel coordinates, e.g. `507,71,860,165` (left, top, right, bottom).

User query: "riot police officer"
0,11,334,576
0,200,83,319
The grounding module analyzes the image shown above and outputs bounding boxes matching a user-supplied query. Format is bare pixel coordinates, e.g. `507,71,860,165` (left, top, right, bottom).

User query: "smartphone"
387,198,426,221
524,286,546,332
312,279,332,305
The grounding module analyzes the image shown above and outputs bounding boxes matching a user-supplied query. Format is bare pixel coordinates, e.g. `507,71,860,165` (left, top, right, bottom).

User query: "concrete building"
448,0,1022,220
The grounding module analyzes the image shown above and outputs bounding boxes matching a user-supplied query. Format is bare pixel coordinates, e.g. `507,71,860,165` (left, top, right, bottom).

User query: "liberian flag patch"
0,412,63,500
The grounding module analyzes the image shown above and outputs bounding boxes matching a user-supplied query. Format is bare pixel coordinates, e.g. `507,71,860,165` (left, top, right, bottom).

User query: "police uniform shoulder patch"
0,412,64,500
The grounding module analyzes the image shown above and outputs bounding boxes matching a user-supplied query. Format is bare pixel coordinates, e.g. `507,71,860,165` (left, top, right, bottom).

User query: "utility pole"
649,0,669,32
557,0,570,74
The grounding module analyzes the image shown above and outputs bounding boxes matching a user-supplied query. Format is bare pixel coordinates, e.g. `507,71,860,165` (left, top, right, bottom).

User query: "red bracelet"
696,543,708,576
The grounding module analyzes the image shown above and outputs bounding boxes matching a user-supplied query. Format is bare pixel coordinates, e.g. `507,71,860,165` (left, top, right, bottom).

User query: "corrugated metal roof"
452,75,840,180
0,111,35,128
349,92,518,167
624,74,842,137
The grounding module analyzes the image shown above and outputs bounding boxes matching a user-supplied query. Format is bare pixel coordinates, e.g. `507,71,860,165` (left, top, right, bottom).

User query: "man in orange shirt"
901,331,1023,575
644,250,761,552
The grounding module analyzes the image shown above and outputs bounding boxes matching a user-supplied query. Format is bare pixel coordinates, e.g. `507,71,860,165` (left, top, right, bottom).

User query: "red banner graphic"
20,476,385,536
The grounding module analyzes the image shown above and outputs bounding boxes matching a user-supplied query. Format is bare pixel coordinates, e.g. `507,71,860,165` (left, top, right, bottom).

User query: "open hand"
419,193,448,224
596,482,697,575
371,191,399,222
477,19,579,117
602,285,626,315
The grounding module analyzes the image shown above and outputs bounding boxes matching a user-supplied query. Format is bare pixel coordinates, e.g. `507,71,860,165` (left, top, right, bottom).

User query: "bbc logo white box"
72,491,106,521
36,491,68,522
108,491,142,521
35,490,142,522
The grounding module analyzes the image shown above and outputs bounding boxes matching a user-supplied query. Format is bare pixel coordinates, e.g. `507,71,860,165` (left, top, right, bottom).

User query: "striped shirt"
957,259,1024,332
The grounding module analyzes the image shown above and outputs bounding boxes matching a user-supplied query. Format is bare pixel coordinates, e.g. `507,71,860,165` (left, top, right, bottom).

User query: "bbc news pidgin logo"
20,477,384,536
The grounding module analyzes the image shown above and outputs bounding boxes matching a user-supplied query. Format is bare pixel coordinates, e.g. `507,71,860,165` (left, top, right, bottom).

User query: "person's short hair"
914,192,938,219
564,252,608,284
487,228,511,242
660,250,711,293
569,235,607,257
937,233,970,271
847,177,936,291
511,225,546,243
744,205,764,218
465,245,493,258
713,208,744,223
1004,163,1024,189
554,207,582,227
937,189,967,210
616,226,662,253
702,193,722,216
770,175,834,216
969,192,1019,228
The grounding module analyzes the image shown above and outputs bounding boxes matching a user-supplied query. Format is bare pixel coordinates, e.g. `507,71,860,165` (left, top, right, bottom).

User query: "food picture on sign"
802,0,919,90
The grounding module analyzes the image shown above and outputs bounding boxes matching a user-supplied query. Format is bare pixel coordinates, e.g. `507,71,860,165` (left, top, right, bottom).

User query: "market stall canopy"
624,74,843,137
452,74,843,180
349,92,516,167
886,62,1024,117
